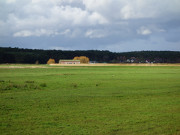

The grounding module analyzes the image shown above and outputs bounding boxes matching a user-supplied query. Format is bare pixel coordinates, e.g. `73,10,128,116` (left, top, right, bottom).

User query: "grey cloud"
0,0,180,52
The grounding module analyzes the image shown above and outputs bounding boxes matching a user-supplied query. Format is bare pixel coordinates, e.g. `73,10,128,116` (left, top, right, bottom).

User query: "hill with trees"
0,47,180,64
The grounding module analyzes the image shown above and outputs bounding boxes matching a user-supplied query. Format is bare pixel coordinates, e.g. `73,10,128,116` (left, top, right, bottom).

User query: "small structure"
89,61,96,64
59,60,80,64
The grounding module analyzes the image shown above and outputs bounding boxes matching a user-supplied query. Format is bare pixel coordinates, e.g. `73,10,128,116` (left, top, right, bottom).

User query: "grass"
0,65,180,135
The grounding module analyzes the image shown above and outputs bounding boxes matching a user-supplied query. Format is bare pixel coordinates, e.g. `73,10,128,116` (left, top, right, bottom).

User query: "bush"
71,83,77,88
40,83,47,87
0,80,44,91
0,80,5,83
25,81,34,83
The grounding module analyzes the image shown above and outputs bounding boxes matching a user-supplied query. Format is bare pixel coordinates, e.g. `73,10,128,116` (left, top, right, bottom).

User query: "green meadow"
0,65,180,135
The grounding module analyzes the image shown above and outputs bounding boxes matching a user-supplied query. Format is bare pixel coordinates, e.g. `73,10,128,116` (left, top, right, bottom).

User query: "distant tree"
73,56,79,61
0,47,180,64
35,60,39,64
47,58,55,64
73,56,89,63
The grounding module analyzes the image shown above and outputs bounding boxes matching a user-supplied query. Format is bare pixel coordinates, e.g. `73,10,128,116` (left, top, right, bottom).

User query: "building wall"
60,61,80,64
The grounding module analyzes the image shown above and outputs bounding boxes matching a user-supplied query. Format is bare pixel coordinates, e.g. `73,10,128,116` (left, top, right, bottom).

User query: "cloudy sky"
0,0,180,52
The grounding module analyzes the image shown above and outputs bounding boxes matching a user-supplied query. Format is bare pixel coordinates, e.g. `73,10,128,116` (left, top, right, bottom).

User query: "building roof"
59,60,80,62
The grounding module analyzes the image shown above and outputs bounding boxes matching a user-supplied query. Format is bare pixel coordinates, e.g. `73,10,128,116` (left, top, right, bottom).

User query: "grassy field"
0,65,180,135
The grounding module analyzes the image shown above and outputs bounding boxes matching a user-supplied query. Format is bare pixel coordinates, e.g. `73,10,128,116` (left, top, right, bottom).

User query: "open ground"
0,64,180,135
0,63,180,68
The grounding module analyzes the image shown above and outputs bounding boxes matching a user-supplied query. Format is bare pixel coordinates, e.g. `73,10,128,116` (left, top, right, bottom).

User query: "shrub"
72,83,77,88
0,80,5,83
25,81,34,83
23,84,28,88
40,83,47,87
12,84,19,88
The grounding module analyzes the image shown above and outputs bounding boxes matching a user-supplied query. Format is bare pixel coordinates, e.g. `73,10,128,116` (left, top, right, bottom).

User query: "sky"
0,0,180,52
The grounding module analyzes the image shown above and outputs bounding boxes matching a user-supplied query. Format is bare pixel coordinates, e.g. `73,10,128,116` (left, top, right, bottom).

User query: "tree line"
0,47,180,64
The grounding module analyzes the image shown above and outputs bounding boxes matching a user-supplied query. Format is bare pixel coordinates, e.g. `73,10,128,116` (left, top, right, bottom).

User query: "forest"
0,47,180,64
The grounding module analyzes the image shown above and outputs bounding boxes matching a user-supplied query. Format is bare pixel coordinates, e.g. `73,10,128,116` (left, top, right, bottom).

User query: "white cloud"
49,46,72,50
85,29,107,38
13,29,58,37
3,0,180,36
6,0,16,4
88,12,108,25
137,27,152,35
6,1,108,37
13,30,32,37
59,29,71,35
83,0,180,20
